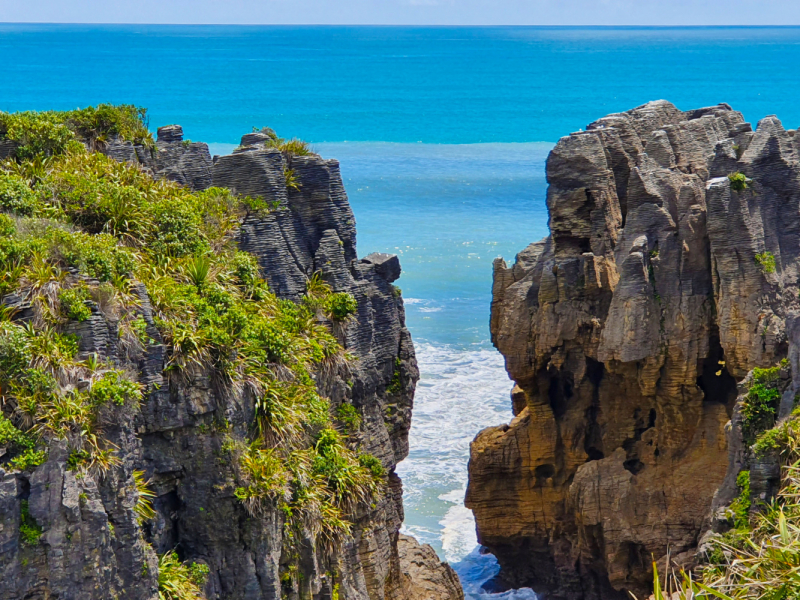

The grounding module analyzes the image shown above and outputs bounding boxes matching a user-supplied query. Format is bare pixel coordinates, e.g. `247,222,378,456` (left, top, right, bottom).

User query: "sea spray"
396,343,536,597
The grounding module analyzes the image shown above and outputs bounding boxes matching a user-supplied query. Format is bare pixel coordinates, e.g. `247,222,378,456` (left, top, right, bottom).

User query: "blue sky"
1,0,799,26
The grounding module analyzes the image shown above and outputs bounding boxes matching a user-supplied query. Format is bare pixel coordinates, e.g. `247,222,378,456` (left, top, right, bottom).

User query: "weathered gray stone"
157,125,183,143
0,126,450,600
363,253,402,283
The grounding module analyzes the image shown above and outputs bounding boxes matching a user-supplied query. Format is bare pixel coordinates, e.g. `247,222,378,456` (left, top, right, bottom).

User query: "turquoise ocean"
3,24,800,598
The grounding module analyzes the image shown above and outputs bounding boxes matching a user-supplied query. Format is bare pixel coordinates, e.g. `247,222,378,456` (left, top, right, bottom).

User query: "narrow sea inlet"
319,142,549,597
204,140,550,595
5,24,800,599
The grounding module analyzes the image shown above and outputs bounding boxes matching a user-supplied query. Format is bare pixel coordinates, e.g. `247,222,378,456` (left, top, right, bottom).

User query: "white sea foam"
396,342,535,598
440,500,477,561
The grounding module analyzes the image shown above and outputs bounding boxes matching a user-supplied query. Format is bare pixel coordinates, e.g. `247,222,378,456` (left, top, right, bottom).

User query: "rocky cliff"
466,101,800,599
0,116,462,600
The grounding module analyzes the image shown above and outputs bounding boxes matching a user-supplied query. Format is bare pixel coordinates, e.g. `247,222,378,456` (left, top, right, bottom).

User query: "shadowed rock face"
466,101,800,600
0,130,460,600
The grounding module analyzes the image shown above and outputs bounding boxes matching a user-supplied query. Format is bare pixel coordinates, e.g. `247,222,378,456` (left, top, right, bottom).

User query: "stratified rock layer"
395,535,465,600
0,130,459,600
466,101,800,600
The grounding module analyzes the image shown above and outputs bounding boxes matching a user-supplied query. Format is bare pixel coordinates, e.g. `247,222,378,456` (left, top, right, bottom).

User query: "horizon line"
3,22,800,28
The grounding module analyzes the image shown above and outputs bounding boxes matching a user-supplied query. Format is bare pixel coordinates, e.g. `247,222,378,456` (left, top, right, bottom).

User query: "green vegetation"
336,403,361,433
755,417,800,456
729,470,751,531
19,499,42,547
0,106,386,572
326,292,357,321
755,251,776,274
358,453,386,478
386,358,403,395
58,284,91,321
0,106,384,571
729,171,749,192
0,413,44,471
0,172,39,215
133,469,156,524
741,365,782,440
0,105,153,159
245,127,312,157
157,551,208,600
284,167,301,191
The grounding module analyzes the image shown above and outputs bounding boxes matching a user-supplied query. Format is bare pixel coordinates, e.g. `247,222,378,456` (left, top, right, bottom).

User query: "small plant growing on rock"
742,364,782,440
58,284,92,322
326,292,357,321
728,171,749,191
336,403,361,433
284,167,301,191
133,469,156,524
729,470,751,531
157,550,206,600
358,453,385,478
0,414,44,471
755,251,776,274
19,500,42,547
386,358,403,395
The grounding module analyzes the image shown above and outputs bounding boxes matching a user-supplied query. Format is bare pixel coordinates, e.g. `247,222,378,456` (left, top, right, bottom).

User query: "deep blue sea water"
3,24,799,598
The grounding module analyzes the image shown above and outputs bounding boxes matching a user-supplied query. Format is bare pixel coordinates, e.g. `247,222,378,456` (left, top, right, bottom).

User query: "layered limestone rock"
394,535,464,600
467,101,800,599
0,127,460,600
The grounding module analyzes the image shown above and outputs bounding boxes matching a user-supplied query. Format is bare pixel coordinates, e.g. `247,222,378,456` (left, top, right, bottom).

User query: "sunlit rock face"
467,101,800,600
0,125,466,600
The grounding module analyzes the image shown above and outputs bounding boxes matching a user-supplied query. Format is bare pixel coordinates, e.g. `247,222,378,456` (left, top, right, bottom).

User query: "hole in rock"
535,463,556,483
153,490,182,553
17,477,31,500
586,448,605,461
583,358,605,462
547,371,574,418
697,329,738,407
623,458,645,475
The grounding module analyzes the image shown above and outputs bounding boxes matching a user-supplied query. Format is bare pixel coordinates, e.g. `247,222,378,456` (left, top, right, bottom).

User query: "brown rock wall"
467,101,800,599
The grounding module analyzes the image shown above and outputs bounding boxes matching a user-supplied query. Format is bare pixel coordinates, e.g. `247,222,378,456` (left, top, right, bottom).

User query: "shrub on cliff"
742,365,782,440
0,104,153,158
728,171,749,192
755,251,777,274
157,551,208,600
0,172,39,216
326,292,358,321
0,108,383,567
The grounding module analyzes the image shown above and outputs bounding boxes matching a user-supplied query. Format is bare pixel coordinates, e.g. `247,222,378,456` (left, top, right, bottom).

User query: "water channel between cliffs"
209,139,551,597
317,141,551,599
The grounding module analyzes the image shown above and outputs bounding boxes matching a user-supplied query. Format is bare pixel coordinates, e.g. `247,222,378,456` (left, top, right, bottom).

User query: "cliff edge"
0,110,462,600
466,101,800,599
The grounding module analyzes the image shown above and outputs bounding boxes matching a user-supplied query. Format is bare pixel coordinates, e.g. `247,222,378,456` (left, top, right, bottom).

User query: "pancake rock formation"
0,123,462,600
466,101,800,599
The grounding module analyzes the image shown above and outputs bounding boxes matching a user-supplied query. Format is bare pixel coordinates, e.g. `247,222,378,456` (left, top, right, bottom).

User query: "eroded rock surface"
0,129,454,600
394,535,464,600
467,101,800,599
